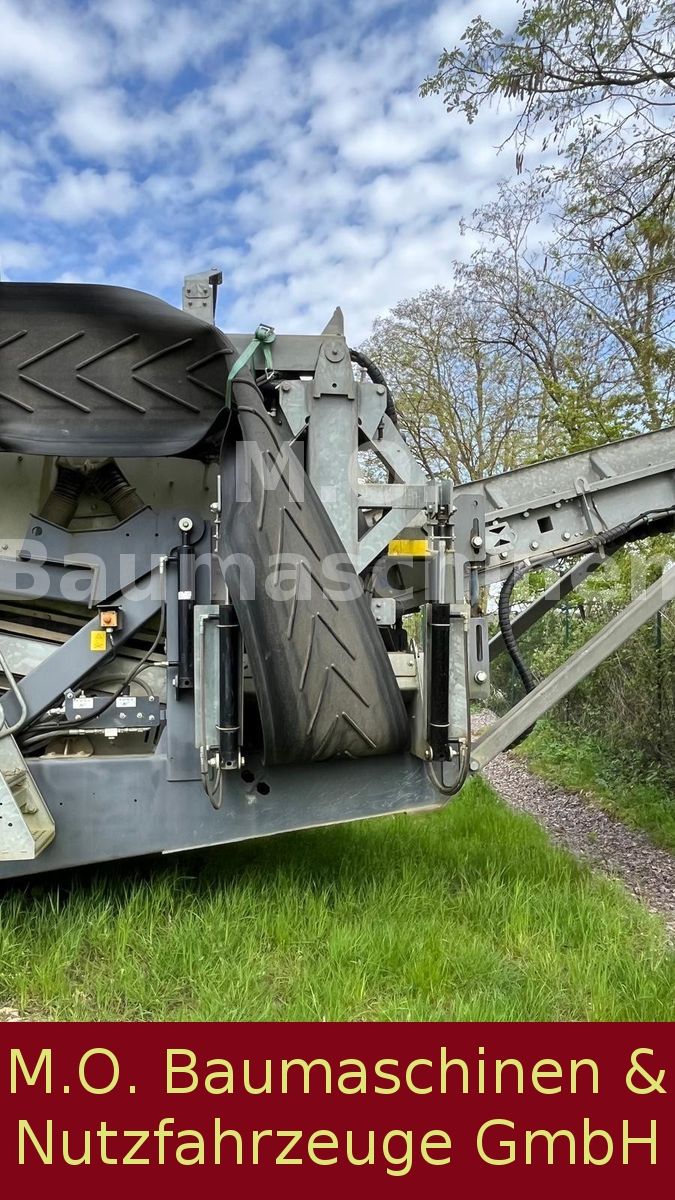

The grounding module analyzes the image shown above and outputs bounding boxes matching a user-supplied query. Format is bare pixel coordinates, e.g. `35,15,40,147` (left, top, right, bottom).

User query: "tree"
458,177,629,451
362,284,542,481
455,157,675,447
421,1,675,233
553,159,675,428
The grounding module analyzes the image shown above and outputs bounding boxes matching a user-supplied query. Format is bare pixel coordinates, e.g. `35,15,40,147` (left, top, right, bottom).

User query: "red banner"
0,1023,671,1194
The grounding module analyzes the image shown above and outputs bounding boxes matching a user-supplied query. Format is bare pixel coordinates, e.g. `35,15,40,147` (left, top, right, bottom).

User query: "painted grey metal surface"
18,509,204,606
228,332,338,374
468,616,489,699
307,337,360,559
0,772,37,858
0,631,166,698
63,692,163,731
193,603,221,764
0,553,92,604
0,751,443,879
275,354,427,572
182,270,222,324
354,413,429,574
371,596,397,627
164,529,213,781
0,452,217,541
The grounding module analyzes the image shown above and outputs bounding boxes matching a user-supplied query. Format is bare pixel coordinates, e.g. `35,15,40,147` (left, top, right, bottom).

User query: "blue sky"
0,0,519,340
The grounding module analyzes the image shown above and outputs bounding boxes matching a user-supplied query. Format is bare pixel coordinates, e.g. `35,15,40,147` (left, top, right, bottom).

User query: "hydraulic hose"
349,348,398,426
493,506,675,744
497,562,539,749
494,502,675,698
498,563,537,696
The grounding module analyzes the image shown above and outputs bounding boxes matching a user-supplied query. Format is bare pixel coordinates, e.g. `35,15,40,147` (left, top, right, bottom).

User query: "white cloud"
0,0,104,93
0,133,38,213
41,169,139,222
341,105,449,170
428,0,522,45
0,238,45,276
365,164,462,227
0,0,534,341
95,0,154,36
53,89,166,159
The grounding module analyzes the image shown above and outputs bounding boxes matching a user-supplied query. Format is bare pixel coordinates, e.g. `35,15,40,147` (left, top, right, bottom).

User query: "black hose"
498,562,538,748
493,506,675,742
498,563,538,695
349,348,398,426
495,503,675,696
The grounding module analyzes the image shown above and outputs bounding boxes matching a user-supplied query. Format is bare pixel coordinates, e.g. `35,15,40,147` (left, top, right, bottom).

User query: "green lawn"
1,779,672,1021
516,719,675,853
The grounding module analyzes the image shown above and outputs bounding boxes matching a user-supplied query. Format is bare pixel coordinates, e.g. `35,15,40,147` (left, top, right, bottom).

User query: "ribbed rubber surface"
0,283,231,456
220,377,410,765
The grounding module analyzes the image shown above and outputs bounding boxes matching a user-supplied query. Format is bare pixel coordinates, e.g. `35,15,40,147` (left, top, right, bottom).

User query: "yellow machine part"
387,538,429,557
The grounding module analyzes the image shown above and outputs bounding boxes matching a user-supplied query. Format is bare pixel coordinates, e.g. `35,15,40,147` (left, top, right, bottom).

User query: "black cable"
497,561,543,749
19,730,73,751
593,506,675,548
19,601,167,750
78,605,167,725
498,563,538,695
349,348,398,426
496,504,675,748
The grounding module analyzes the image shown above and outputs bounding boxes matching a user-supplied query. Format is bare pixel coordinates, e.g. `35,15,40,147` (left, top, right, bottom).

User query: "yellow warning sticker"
90,630,108,652
387,539,429,557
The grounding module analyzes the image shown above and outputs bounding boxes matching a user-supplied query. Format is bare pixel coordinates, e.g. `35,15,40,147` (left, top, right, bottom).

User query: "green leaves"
421,0,675,237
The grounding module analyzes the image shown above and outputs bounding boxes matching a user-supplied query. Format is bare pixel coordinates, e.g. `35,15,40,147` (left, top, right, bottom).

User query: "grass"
515,719,675,853
0,778,672,1021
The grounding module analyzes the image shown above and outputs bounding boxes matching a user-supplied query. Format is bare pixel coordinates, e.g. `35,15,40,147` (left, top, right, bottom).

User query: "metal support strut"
471,563,675,771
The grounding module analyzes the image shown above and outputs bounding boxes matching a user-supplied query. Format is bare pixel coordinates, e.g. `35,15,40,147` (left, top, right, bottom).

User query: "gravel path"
474,713,675,935
0,1007,23,1022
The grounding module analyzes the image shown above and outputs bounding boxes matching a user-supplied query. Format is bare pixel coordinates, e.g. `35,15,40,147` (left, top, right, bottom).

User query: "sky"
0,0,521,341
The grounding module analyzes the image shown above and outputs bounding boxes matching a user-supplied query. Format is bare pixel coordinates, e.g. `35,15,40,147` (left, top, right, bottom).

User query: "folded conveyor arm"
457,425,675,580
454,426,675,769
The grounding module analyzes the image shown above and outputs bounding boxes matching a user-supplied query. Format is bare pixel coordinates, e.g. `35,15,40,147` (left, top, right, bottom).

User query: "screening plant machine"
1,271,675,876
